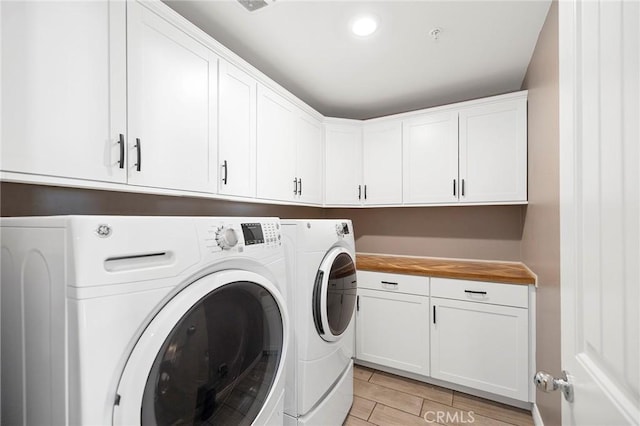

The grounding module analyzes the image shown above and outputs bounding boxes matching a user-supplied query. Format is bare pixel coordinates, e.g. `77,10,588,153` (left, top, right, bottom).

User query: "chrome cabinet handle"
453,179,456,196
293,177,298,195
462,179,465,196
358,185,362,200
134,138,142,172
464,290,487,295
298,178,302,196
364,185,367,200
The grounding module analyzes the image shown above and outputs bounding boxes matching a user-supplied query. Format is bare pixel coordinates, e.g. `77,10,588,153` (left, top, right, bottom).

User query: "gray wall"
326,205,525,261
1,183,525,262
520,2,561,425
0,183,325,219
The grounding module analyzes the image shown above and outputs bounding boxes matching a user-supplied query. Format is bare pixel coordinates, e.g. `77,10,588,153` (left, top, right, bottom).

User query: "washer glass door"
313,248,357,342
114,271,286,426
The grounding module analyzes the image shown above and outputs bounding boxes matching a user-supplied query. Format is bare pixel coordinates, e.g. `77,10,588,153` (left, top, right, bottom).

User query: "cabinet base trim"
354,359,532,410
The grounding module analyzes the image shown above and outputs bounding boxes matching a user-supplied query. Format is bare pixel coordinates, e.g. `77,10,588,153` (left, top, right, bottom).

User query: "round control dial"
215,226,239,250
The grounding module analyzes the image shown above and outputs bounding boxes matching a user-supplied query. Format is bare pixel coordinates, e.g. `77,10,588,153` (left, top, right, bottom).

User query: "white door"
294,110,323,204
218,60,257,198
324,122,363,205
459,97,527,203
558,0,639,424
362,120,403,205
1,0,126,183
256,86,296,202
403,111,459,204
127,1,218,192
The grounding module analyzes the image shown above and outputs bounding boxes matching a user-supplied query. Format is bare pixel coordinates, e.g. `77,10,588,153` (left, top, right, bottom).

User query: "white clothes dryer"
281,219,357,426
1,216,289,426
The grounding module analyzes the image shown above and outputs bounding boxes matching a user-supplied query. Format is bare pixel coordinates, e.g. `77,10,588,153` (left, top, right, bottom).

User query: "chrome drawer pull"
464,290,487,295
381,281,398,288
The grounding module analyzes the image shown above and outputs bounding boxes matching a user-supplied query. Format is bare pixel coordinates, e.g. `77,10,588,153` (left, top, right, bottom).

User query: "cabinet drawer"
357,271,429,296
431,278,528,308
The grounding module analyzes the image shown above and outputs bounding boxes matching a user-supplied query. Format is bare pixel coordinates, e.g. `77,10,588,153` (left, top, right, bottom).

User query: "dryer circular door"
312,247,357,342
114,270,288,426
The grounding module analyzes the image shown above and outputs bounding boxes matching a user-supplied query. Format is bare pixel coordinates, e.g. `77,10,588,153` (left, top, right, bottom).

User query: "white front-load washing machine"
1,216,289,426
281,219,357,426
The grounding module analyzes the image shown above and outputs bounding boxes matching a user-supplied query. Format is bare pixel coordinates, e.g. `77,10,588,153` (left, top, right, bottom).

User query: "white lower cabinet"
356,272,531,403
430,297,529,401
356,272,430,376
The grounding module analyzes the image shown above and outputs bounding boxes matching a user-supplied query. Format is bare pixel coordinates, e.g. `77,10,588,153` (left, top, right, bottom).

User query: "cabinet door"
256,86,296,201
127,1,218,192
294,111,323,204
430,297,529,401
218,60,257,198
324,123,363,205
1,1,126,183
403,112,459,204
362,121,403,205
356,288,430,376
459,98,527,202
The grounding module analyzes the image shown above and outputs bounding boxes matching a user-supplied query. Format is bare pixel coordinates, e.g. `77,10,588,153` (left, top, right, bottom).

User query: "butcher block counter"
356,253,536,285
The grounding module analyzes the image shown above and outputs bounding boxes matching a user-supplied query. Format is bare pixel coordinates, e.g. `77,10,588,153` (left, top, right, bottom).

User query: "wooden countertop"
356,253,536,285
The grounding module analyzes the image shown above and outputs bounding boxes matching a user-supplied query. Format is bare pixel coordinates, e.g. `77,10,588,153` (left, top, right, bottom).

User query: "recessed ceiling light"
351,16,378,37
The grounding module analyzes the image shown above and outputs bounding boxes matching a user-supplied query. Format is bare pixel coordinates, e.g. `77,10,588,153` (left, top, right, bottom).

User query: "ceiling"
164,0,551,120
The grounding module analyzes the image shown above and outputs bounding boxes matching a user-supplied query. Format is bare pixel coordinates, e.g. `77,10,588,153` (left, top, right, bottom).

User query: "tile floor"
345,365,534,426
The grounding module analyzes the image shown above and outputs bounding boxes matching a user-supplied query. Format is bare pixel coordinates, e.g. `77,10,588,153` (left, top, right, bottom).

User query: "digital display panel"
241,223,264,245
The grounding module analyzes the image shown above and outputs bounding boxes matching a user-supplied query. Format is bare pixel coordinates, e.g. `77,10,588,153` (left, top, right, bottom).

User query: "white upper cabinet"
218,60,257,198
294,111,323,204
127,1,218,193
324,92,527,208
256,85,296,202
1,0,527,208
401,93,527,206
324,122,363,205
1,0,127,183
403,112,459,204
362,120,403,205
458,97,527,203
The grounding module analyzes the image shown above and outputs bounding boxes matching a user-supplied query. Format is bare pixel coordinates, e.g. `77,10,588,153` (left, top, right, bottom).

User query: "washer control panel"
336,222,350,237
202,219,281,253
